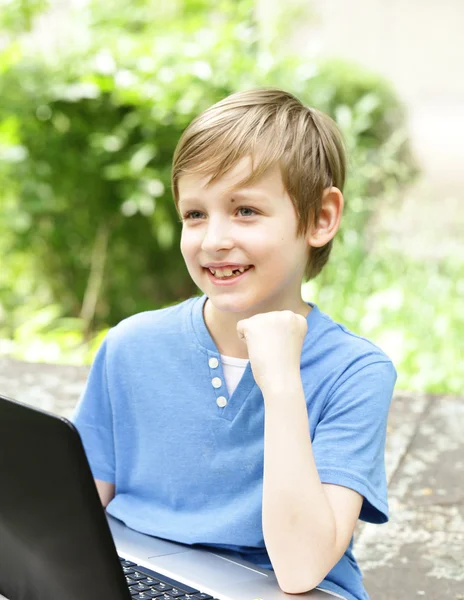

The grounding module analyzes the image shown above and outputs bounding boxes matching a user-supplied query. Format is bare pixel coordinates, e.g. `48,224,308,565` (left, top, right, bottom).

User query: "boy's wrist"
260,374,304,405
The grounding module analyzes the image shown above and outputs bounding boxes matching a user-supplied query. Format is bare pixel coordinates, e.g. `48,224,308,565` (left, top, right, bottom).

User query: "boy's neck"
203,298,312,360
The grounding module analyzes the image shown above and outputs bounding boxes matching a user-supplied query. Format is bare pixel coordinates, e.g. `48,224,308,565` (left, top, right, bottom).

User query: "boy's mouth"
205,265,252,280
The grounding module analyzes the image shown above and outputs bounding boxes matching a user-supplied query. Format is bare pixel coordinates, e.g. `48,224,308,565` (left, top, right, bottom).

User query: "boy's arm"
262,381,363,593
95,479,115,508
237,311,366,594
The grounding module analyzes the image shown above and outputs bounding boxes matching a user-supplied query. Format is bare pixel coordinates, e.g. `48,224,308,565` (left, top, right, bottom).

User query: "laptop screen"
0,395,130,600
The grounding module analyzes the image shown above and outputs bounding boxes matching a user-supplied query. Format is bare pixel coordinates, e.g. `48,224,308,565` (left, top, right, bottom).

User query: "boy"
72,88,397,600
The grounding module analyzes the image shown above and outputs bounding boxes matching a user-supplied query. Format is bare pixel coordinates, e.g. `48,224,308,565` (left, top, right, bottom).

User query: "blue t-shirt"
72,295,397,600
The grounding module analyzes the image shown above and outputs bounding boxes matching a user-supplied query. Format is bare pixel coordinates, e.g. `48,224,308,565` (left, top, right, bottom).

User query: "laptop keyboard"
120,557,221,600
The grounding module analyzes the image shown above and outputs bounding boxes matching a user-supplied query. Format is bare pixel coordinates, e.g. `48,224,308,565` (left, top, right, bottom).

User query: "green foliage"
0,0,49,33
302,248,464,395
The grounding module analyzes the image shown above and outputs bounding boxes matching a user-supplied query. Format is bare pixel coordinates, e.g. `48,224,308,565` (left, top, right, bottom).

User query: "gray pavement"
0,357,462,599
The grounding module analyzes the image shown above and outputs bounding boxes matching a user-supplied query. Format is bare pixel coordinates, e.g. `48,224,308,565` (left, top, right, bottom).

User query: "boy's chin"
205,293,263,317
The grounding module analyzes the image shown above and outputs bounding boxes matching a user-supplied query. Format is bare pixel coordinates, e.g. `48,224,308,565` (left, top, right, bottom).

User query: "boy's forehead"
177,156,284,200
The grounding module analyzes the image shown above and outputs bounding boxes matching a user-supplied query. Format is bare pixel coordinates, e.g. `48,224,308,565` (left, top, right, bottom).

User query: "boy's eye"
237,207,256,217
183,211,204,220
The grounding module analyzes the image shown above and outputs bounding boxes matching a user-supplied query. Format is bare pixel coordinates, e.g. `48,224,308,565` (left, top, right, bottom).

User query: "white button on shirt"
208,357,219,369
216,396,228,408
211,377,222,389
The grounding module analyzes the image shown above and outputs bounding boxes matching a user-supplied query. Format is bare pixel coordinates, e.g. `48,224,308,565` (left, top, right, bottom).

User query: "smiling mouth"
206,265,252,279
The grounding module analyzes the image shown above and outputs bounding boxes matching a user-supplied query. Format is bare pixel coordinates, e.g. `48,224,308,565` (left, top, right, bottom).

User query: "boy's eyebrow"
178,197,200,206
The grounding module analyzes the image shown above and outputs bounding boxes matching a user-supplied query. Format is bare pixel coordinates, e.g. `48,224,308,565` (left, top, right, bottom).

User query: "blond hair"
172,88,346,280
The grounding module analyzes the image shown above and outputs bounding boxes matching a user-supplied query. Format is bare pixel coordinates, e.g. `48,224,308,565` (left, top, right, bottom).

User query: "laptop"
0,394,344,600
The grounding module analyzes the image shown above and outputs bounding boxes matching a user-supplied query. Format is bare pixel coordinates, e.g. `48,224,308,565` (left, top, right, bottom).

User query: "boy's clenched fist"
237,311,308,395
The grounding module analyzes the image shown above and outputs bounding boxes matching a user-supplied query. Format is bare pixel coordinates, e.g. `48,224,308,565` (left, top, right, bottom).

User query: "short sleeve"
71,336,115,483
312,360,397,524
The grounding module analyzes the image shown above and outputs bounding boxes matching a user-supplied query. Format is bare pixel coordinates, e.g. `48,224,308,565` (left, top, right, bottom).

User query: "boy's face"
178,157,311,317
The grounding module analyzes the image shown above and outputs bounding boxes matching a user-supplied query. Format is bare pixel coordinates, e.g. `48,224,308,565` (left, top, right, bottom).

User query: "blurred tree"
0,0,416,340
0,0,49,33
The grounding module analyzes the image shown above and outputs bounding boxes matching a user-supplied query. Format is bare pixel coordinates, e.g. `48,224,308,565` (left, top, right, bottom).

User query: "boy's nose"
201,221,234,253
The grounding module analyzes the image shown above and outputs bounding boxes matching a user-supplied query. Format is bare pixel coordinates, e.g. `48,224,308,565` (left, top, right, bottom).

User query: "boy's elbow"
274,551,339,595
271,540,336,594
275,570,323,595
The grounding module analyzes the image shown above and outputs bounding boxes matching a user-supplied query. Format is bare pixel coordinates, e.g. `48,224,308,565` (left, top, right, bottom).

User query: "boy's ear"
306,187,344,248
